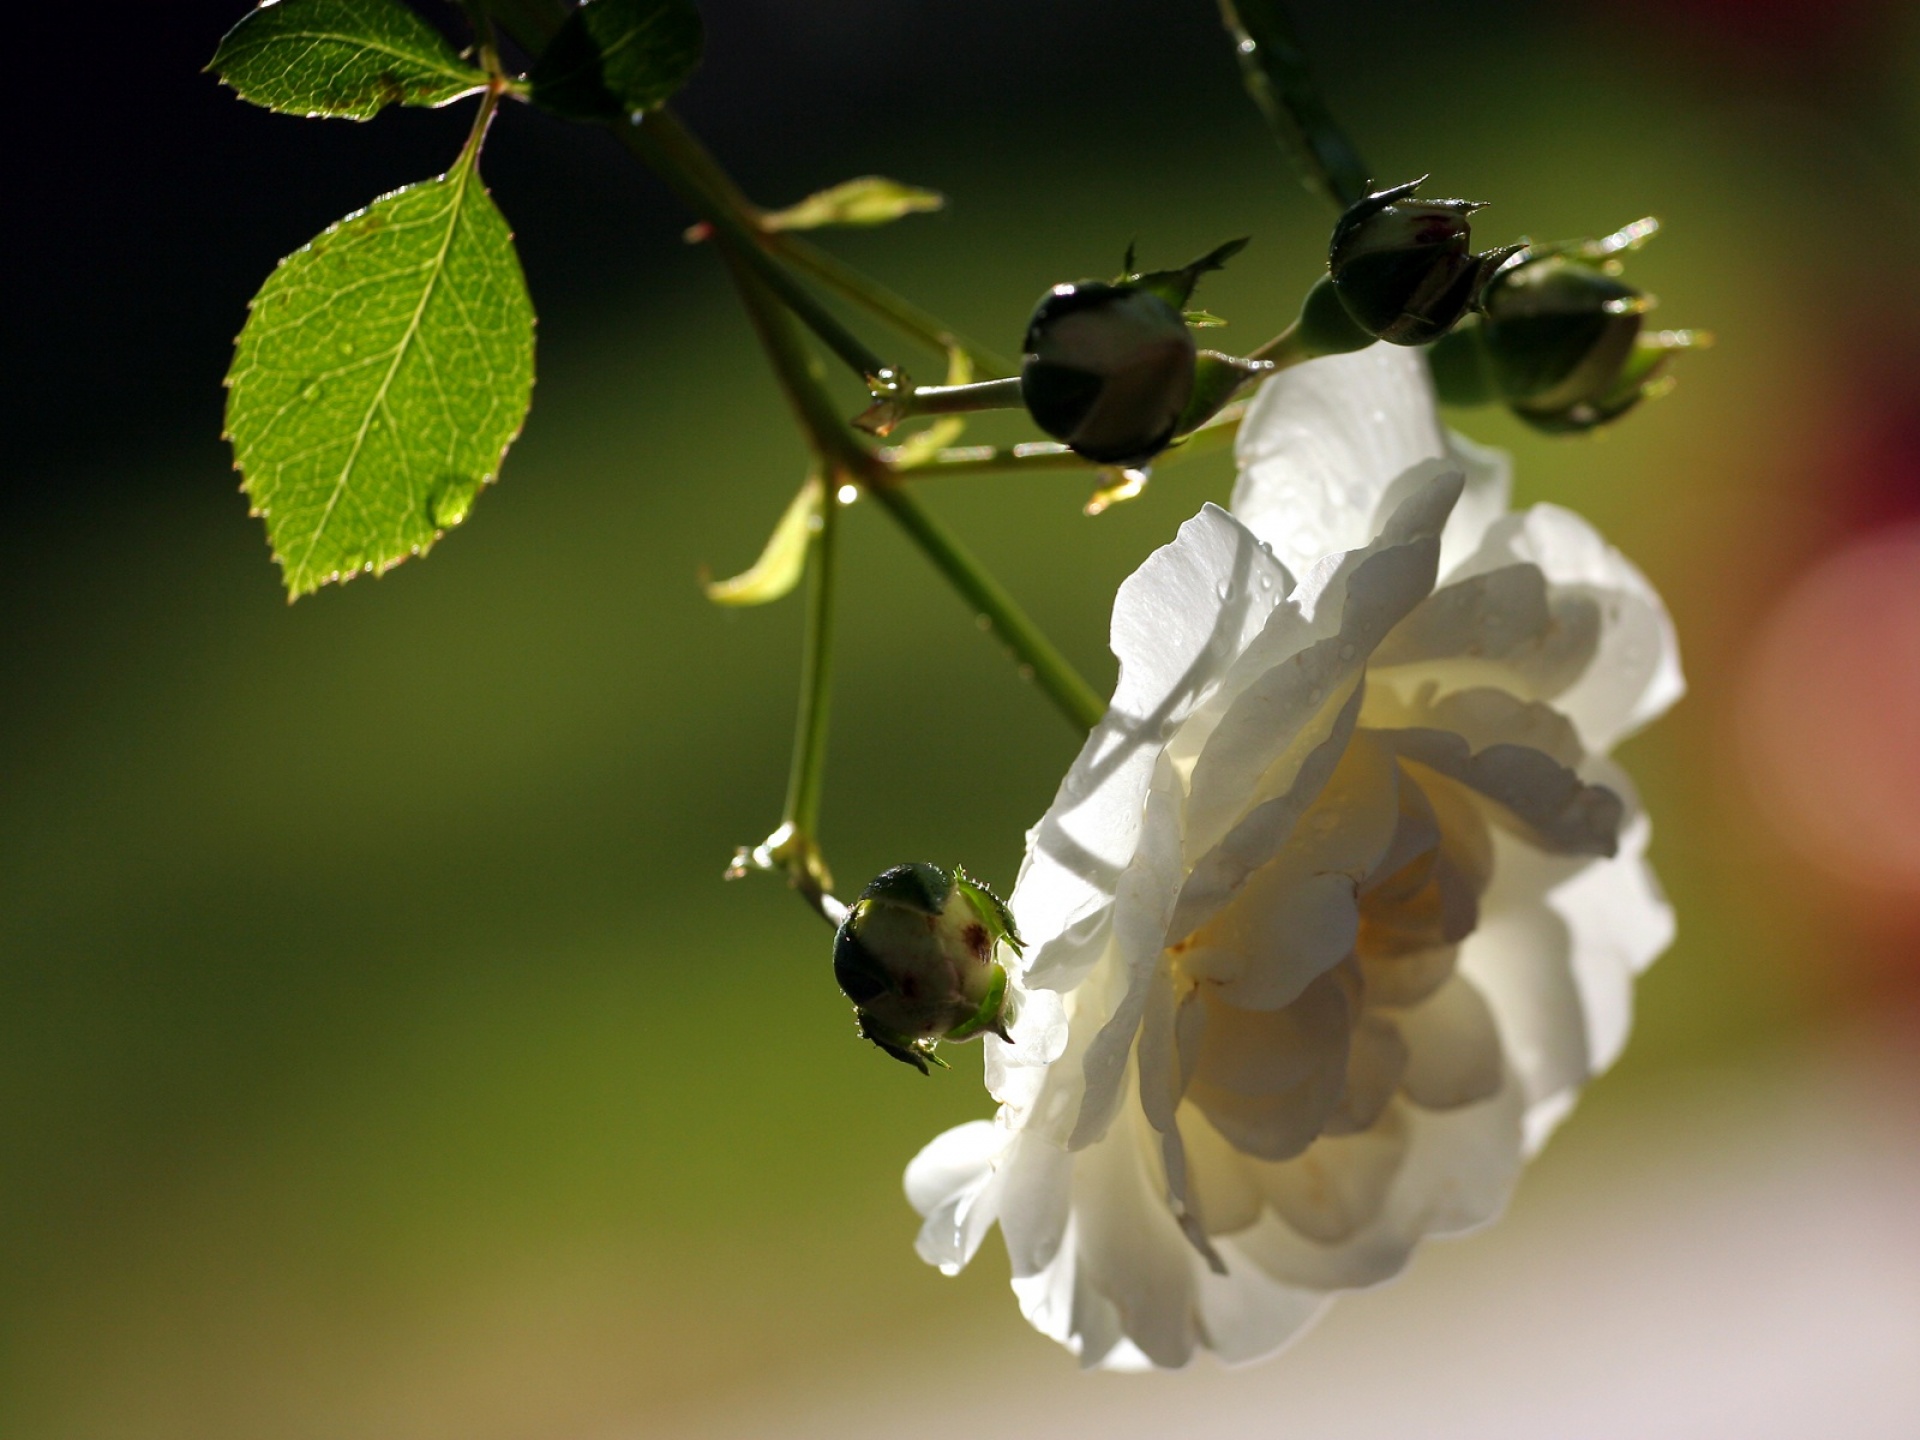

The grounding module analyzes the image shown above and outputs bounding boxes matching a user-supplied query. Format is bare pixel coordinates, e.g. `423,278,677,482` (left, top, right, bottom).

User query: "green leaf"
1125,237,1250,309
210,0,488,121
760,177,946,232
225,140,536,598
702,473,822,606
529,0,704,120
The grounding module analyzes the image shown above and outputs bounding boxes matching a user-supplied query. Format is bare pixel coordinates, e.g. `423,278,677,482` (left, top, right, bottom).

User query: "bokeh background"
6,1,1920,1435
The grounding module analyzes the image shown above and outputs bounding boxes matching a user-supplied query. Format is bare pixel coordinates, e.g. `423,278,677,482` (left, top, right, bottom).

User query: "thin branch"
1218,0,1371,211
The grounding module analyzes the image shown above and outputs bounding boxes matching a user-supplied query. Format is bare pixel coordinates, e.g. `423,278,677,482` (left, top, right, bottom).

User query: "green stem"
901,376,1025,416
1248,316,1313,367
1218,0,1371,211
768,231,1019,379
890,441,1090,477
787,486,838,842
622,114,895,384
864,483,1105,733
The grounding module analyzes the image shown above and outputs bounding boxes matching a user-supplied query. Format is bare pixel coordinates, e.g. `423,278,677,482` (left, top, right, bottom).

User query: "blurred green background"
6,2,1920,1435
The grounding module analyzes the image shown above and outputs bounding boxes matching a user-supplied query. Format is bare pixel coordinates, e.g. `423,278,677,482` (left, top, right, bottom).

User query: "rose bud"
1328,178,1521,346
832,862,1020,1073
1474,247,1705,433
1021,282,1198,465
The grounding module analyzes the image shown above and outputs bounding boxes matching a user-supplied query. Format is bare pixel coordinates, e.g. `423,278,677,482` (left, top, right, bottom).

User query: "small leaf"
1127,237,1250,309
761,177,946,232
210,0,487,120
226,142,536,598
1084,467,1149,517
702,473,823,606
1183,310,1228,328
530,0,704,120
884,349,973,470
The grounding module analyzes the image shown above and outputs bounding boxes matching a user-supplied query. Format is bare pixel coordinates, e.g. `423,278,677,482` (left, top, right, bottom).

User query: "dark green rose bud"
1468,220,1706,432
1021,282,1198,465
1328,178,1522,346
832,863,1022,1073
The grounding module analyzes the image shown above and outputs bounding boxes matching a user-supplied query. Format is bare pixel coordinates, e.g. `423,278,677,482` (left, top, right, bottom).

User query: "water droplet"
429,476,479,529
1306,686,1323,703
1339,642,1356,660
1214,580,1233,601
1017,664,1035,682
975,614,993,632
836,483,859,505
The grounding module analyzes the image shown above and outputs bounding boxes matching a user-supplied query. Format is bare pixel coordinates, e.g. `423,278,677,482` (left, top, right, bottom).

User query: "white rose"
905,344,1683,1370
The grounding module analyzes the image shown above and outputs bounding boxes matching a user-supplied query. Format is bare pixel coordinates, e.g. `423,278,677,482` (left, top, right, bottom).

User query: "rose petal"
1071,1106,1203,1368
905,1120,1007,1274
1369,563,1601,706
1068,757,1188,1149
1177,1102,1263,1237
1195,1251,1328,1365
1234,1075,1524,1290
1233,345,1463,565
1325,1012,1409,1134
1455,503,1685,753
1391,974,1506,1110
1255,1103,1411,1242
1458,847,1591,1112
1185,474,1460,859
1383,728,1622,857
997,1130,1074,1277
1014,505,1292,973
1187,973,1353,1161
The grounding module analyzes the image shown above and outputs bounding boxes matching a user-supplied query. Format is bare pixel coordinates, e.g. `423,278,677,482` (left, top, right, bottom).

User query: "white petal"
1544,767,1673,1074
1011,505,1290,973
1071,1105,1203,1368
1392,974,1506,1110
1360,942,1457,1007
1234,1076,1524,1291
1553,771,1674,978
1437,427,1513,579
997,1130,1074,1277
1456,503,1684,753
1178,1103,1263,1237
1187,971,1353,1161
1175,480,1459,875
1382,727,1623,857
1369,563,1601,706
1460,821,1593,1099
1068,757,1187,1149
1362,684,1588,770
1326,1011,1409,1134
1196,1249,1328,1365
1254,1103,1411,1242
1232,344,1448,569
905,1120,1006,1274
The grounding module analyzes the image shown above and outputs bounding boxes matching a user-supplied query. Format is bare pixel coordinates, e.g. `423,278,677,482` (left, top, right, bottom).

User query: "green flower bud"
1472,224,1705,433
1022,282,1197,466
1480,255,1641,408
1328,178,1521,346
832,863,1022,1073
1427,219,1705,433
